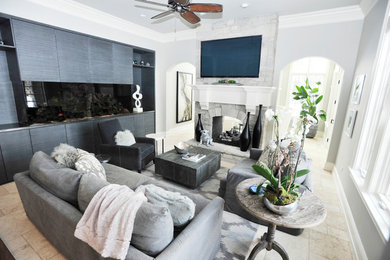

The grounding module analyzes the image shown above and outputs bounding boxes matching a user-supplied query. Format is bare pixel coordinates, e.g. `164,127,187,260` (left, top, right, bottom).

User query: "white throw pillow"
115,130,136,146
136,184,195,227
75,153,106,180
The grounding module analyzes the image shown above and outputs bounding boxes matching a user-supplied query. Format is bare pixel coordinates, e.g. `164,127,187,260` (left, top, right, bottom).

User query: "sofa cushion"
130,143,155,159
103,163,150,189
98,119,123,145
75,153,106,180
29,151,82,207
78,173,173,256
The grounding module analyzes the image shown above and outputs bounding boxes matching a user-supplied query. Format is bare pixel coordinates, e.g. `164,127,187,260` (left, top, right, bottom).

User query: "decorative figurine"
132,85,143,113
140,60,145,66
133,59,138,65
199,130,213,146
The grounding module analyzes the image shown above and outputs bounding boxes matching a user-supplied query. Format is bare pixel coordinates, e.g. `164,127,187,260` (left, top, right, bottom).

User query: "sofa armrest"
135,137,155,145
249,148,263,160
156,197,224,260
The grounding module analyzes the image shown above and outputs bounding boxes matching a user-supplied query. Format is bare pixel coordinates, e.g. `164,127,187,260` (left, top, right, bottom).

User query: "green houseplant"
251,78,327,214
292,78,327,138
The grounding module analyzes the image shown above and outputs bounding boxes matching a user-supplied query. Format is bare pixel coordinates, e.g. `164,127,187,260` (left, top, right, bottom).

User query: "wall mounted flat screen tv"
201,35,262,78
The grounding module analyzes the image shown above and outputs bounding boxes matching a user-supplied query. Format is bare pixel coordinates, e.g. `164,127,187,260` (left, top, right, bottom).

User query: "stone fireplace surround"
193,84,275,149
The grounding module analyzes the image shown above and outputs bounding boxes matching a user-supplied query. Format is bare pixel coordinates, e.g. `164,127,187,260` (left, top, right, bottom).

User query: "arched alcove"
276,56,345,169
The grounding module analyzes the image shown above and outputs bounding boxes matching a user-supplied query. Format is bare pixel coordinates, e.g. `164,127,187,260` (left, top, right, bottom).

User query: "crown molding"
360,0,379,16
279,5,364,29
27,0,169,43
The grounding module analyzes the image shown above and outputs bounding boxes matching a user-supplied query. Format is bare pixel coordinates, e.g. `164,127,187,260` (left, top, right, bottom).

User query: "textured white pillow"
51,143,79,168
75,153,106,180
136,184,195,227
115,130,136,146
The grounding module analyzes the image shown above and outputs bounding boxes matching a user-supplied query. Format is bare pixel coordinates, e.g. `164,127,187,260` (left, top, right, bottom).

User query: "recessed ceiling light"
140,14,146,17
241,3,249,8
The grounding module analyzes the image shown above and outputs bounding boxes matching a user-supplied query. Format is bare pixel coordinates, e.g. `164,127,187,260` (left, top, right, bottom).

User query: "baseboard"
333,167,368,260
324,162,334,171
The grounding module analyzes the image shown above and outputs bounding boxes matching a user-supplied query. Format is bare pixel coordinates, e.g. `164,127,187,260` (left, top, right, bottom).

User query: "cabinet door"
12,19,60,81
0,146,7,184
88,38,113,83
30,125,67,155
55,30,90,83
133,114,145,137
144,112,155,135
0,130,33,181
112,44,133,84
66,121,94,153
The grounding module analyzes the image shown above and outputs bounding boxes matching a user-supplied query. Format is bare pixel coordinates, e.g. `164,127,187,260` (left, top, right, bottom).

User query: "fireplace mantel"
192,84,275,113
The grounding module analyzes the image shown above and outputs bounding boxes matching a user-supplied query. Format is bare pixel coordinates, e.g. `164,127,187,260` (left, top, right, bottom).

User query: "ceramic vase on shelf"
252,105,263,149
195,114,204,142
240,112,251,151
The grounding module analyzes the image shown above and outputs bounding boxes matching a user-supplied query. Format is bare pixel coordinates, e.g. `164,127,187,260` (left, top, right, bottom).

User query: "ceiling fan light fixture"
241,3,249,8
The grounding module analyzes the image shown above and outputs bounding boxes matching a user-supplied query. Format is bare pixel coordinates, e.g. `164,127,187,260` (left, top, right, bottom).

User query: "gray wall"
334,0,389,259
273,19,363,166
0,51,18,124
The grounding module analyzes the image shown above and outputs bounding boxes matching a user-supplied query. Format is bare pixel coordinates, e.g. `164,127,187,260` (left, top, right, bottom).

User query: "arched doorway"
276,57,345,169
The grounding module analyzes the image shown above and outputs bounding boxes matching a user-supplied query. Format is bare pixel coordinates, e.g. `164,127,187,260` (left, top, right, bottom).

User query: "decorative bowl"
263,197,298,215
174,142,189,155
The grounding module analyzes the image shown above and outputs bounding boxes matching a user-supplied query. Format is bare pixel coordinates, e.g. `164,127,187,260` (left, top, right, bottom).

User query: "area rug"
144,153,259,260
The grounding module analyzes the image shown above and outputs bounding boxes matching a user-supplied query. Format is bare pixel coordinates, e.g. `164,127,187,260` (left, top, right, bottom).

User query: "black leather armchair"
98,119,155,173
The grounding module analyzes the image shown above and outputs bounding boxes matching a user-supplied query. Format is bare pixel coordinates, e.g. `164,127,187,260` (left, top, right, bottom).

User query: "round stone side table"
236,178,327,260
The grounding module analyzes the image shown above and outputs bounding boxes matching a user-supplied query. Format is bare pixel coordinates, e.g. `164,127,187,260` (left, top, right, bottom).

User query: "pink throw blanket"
74,184,147,260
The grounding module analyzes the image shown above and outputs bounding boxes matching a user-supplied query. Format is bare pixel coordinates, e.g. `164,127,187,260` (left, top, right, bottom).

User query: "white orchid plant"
252,78,327,206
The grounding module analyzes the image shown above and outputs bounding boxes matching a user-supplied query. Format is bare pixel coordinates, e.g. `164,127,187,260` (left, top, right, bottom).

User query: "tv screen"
201,35,262,78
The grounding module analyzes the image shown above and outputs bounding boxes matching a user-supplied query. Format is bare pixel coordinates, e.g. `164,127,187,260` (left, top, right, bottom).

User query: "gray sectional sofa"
14,151,224,260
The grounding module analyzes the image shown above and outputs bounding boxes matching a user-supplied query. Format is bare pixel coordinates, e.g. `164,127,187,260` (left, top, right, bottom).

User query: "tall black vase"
252,105,263,148
195,114,204,142
240,112,251,151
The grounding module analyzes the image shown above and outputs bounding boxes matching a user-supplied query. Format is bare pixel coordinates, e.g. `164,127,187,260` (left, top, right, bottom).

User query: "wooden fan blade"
188,4,223,12
180,10,201,24
172,0,190,5
151,9,175,19
135,0,170,8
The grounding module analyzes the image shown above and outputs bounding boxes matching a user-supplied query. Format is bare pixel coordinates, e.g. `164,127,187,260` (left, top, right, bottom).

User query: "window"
352,18,390,241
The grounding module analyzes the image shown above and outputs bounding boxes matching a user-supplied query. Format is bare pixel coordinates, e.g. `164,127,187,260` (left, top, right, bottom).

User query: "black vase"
195,114,204,142
252,105,263,148
240,112,251,151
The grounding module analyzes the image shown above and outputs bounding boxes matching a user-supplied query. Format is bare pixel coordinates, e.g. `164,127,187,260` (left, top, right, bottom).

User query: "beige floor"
0,130,354,260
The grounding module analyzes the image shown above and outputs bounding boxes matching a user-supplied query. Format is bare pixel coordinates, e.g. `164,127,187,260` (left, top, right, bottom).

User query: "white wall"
334,0,389,259
273,19,363,166
165,62,196,133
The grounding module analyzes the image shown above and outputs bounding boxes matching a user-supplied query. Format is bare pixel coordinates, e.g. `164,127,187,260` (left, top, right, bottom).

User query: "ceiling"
72,0,361,33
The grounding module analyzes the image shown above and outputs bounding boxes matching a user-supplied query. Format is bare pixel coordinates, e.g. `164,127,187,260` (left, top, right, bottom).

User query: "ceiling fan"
136,0,223,24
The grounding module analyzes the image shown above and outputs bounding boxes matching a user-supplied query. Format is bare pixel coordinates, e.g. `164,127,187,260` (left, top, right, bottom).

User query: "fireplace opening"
212,116,243,147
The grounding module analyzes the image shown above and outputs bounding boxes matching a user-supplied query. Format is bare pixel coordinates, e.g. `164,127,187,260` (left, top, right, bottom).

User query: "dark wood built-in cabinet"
0,112,155,184
12,19,61,82
0,13,156,185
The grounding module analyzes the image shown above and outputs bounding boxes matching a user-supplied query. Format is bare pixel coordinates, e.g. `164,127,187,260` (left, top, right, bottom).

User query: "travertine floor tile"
309,229,353,260
49,253,67,260
0,192,24,215
0,185,9,196
23,229,59,259
0,211,36,241
3,182,18,194
7,235,41,260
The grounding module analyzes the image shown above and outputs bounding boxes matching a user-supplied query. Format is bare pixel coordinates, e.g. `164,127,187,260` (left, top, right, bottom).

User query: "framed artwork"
351,74,366,104
345,110,358,137
176,71,193,123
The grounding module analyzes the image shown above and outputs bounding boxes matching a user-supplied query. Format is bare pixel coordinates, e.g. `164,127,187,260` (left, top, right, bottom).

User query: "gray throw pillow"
137,184,195,227
51,143,79,168
29,151,83,207
77,174,174,256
